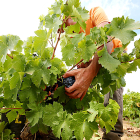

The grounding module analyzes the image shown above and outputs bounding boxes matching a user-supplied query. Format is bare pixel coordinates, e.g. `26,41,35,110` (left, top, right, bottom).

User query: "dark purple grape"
63,76,75,88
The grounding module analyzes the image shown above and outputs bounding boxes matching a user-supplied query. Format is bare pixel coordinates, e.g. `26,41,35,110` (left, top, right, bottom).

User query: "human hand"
63,67,95,100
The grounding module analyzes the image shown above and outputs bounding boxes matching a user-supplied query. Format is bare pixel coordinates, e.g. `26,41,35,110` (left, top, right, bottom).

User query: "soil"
91,119,140,140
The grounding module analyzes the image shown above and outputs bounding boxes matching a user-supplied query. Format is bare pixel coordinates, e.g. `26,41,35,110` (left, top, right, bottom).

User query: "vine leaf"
10,72,21,90
0,35,20,63
70,112,98,140
26,104,43,126
134,39,140,58
32,69,42,87
62,44,75,66
107,16,140,44
45,14,62,32
54,86,70,103
6,110,17,123
52,112,73,140
98,47,120,73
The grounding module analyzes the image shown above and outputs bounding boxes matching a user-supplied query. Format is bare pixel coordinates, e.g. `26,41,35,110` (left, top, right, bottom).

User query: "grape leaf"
134,39,140,58
3,55,13,71
12,55,25,72
6,110,17,123
26,103,43,126
62,44,75,66
71,32,85,46
77,40,97,62
67,0,80,8
42,69,51,85
107,16,139,44
45,14,62,32
32,69,42,87
3,81,13,99
43,102,64,127
71,112,98,140
98,47,120,73
14,40,23,52
54,86,69,103
52,112,72,140
65,23,80,34
10,72,21,90
116,63,130,76
0,35,20,63
48,0,62,15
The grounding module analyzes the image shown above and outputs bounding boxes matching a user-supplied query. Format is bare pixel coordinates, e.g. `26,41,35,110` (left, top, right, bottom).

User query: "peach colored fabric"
79,7,124,52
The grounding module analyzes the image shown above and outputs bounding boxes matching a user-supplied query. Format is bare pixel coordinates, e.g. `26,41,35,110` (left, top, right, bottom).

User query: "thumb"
63,70,78,78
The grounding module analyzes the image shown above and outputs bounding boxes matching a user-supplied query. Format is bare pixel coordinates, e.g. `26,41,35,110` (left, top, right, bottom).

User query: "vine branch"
0,108,22,109
7,53,13,59
51,16,71,60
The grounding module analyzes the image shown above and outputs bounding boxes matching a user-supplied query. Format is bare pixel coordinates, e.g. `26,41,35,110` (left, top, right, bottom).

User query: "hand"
63,66,95,100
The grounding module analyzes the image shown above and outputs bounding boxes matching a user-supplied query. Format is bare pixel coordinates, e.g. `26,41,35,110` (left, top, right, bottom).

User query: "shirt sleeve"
90,7,109,26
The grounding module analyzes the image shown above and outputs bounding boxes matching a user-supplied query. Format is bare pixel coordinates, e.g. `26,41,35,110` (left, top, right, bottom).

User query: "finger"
65,90,79,97
63,70,78,78
65,82,79,93
80,91,87,101
72,92,83,99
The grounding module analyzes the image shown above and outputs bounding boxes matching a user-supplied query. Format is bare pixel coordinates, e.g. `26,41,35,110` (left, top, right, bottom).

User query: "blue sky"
0,0,140,94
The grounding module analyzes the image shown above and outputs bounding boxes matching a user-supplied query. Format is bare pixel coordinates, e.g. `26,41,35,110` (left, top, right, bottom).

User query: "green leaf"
10,72,21,90
3,81,14,99
45,14,62,32
0,35,20,63
67,0,80,8
0,122,6,133
62,44,75,66
33,30,48,53
98,47,120,73
107,16,138,44
54,86,70,103
43,102,64,127
71,112,98,140
116,63,130,76
26,104,43,126
12,55,25,72
20,74,31,90
50,66,60,75
52,112,72,140
19,85,38,103
32,69,42,87
6,110,17,123
65,23,80,34
48,0,62,15
42,69,50,85
71,32,85,46
3,55,13,71
134,39,140,58
77,40,97,62
14,40,23,52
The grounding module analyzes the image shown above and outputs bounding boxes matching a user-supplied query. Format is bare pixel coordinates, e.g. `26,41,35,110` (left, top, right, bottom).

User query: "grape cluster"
63,76,75,88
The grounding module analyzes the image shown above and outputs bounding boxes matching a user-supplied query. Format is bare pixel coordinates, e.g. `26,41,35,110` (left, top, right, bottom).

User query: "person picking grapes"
63,6,124,140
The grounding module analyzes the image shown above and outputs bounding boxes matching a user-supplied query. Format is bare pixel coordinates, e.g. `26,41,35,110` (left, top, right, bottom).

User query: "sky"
0,0,140,94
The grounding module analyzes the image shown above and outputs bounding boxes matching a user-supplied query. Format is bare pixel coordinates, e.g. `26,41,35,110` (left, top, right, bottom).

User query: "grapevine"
0,0,140,139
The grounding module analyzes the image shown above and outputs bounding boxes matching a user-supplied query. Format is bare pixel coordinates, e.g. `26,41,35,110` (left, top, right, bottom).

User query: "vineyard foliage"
123,90,140,127
0,0,140,139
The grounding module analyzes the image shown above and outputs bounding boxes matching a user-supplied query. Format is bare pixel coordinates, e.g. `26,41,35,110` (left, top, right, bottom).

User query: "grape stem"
0,108,22,109
51,16,71,60
67,37,115,71
7,53,13,59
